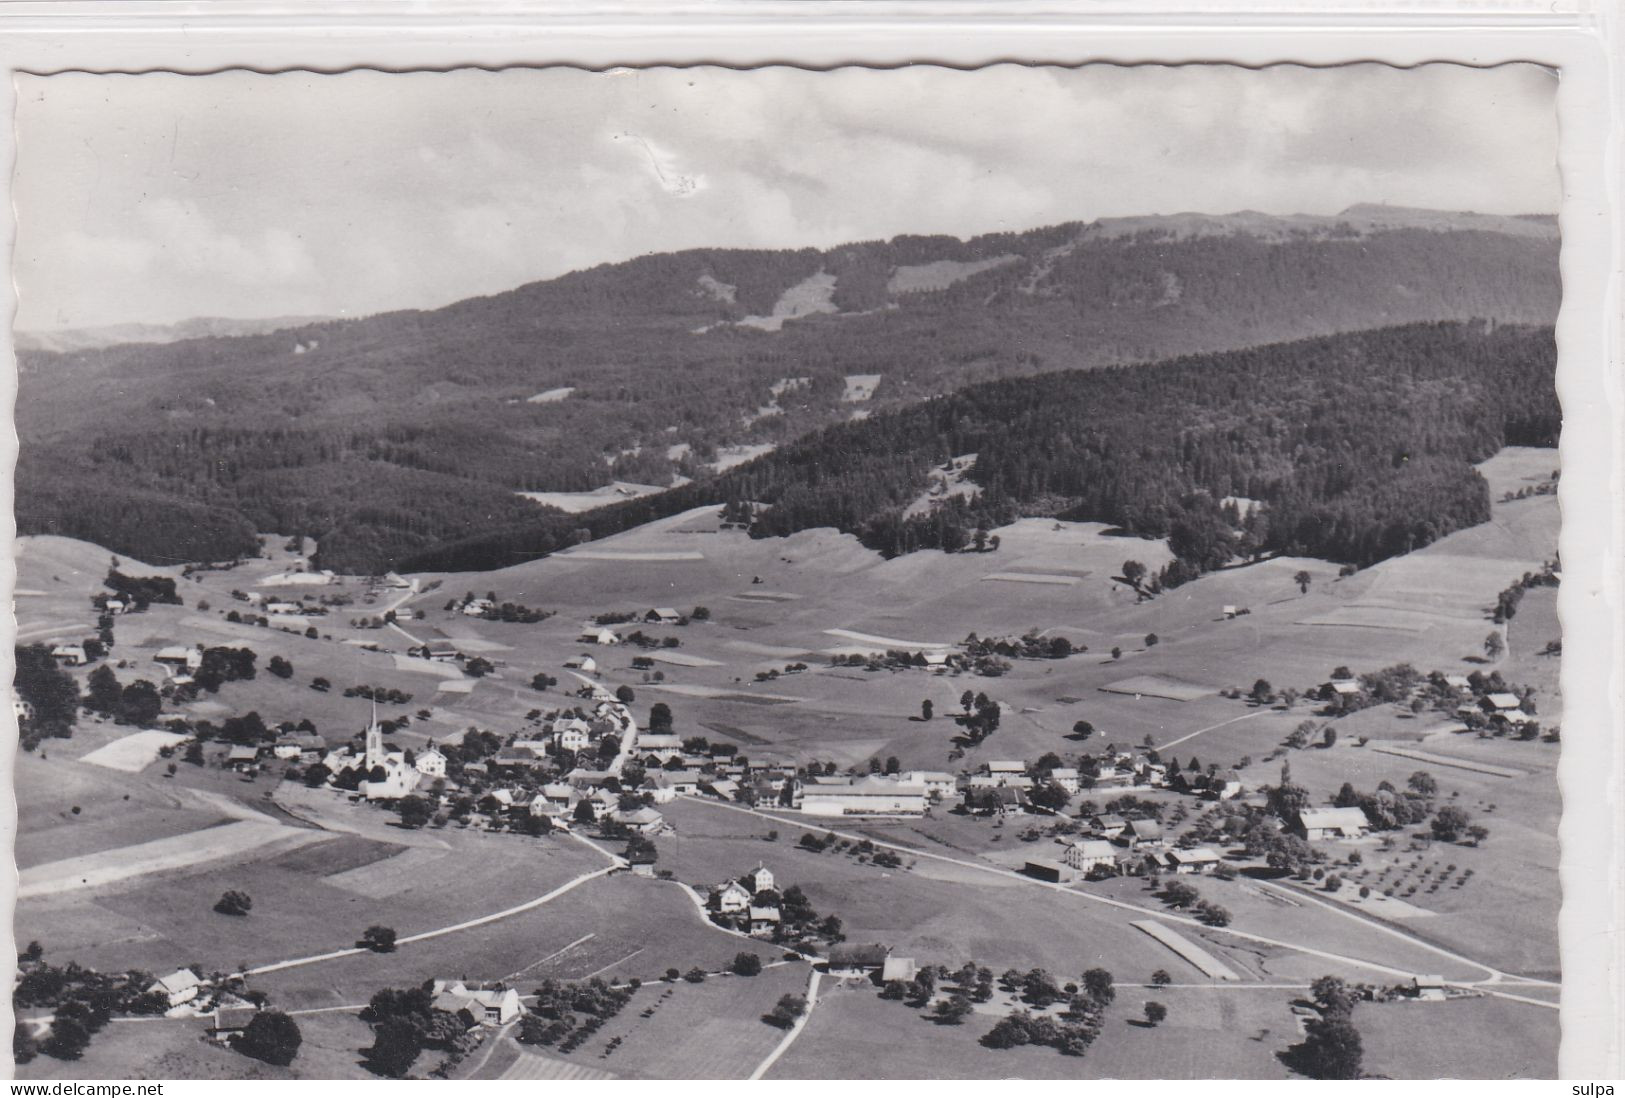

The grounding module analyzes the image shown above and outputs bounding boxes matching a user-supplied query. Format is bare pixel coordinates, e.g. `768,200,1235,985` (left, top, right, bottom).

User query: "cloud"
13,63,1558,330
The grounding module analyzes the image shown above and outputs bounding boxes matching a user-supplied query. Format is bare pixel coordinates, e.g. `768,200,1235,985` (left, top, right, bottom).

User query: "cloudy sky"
13,62,1558,331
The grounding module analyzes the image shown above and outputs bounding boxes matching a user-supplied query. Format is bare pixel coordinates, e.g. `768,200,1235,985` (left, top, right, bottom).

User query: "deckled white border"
0,2,1617,1083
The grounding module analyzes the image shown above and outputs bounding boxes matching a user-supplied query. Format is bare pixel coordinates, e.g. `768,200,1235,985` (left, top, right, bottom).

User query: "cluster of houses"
1024,811,1226,883
709,862,784,937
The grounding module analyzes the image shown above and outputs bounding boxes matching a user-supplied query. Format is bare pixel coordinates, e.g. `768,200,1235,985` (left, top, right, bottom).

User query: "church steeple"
365,697,384,770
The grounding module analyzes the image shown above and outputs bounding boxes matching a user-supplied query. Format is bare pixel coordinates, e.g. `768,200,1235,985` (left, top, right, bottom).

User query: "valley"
11,445,1561,1079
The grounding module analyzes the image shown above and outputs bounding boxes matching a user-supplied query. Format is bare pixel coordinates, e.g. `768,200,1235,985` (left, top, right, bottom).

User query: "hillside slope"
15,207,1559,569
404,320,1558,577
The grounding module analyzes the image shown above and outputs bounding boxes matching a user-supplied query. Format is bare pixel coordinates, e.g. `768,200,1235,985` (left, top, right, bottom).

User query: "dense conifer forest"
13,209,1557,569
402,321,1558,577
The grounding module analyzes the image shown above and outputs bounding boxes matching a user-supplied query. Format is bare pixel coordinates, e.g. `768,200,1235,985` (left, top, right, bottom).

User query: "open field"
481,964,808,1079
17,1011,386,1081
767,979,1296,1079
77,730,192,773
1357,995,1558,1078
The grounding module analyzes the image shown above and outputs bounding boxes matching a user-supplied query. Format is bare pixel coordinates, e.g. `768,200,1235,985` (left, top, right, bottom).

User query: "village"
10,447,1564,1080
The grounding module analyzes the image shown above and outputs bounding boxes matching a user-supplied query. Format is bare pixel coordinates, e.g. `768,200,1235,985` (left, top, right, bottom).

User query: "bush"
683,967,707,984
731,953,763,977
361,925,397,953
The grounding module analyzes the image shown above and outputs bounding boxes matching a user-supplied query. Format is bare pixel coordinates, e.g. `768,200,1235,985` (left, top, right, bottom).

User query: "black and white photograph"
4,55,1595,1081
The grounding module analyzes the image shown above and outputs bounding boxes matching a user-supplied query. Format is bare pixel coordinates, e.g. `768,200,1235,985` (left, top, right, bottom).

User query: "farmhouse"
645,607,683,625
609,806,666,834
414,641,462,663
1089,814,1129,839
1168,847,1224,874
1482,692,1524,714
801,776,928,817
986,760,1027,781
881,956,919,984
148,968,201,1008
154,646,203,670
1120,818,1165,847
1063,839,1119,877
578,628,621,646
103,598,128,615
207,1004,260,1041
1411,975,1449,1002
381,572,417,591
1323,680,1362,699
899,770,956,799
1443,674,1472,692
50,644,88,667
225,745,260,771
563,654,599,673
748,905,782,937
826,943,891,977
1205,770,1245,800
263,599,302,616
704,778,741,802
431,981,523,1026
1293,806,1370,841
1049,767,1081,794
461,598,495,617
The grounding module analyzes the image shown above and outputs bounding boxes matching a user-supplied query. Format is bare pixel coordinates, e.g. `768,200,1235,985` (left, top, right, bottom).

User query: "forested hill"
14,206,1558,570
402,321,1558,581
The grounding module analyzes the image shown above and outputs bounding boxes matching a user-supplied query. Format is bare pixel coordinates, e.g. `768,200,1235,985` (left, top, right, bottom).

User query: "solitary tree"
364,1017,420,1077
361,925,397,953
235,1011,302,1066
1122,560,1147,589
1295,570,1313,595
1150,970,1171,987
1297,1016,1364,1079
1082,967,1115,1006
213,890,253,917
1484,631,1504,659
731,952,763,977
1431,805,1473,842
921,700,934,721
1111,647,1123,661
1143,1001,1168,1026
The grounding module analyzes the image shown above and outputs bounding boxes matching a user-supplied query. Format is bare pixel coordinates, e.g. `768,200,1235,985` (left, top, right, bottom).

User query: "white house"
553,719,592,753
149,968,201,1008
1063,839,1119,876
716,881,753,913
431,981,523,1026
1049,767,1081,795
744,862,775,894
414,746,447,778
50,644,89,667
748,906,782,937
986,760,1027,781
103,598,128,615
